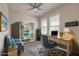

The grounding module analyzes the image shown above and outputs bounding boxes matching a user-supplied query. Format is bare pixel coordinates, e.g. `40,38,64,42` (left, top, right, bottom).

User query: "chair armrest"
48,40,57,46
49,40,53,42
48,40,55,43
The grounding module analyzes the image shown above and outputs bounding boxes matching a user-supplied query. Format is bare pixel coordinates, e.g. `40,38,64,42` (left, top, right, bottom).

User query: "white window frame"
49,14,60,36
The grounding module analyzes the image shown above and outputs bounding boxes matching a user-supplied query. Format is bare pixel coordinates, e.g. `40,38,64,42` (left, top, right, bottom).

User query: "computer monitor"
51,31,58,36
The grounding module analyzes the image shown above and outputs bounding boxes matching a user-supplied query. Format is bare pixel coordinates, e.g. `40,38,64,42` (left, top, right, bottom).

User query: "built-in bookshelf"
19,21,34,41
11,21,34,42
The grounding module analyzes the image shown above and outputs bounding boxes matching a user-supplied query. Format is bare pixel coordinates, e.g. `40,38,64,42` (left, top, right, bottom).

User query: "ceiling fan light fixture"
33,8,38,12
27,3,43,12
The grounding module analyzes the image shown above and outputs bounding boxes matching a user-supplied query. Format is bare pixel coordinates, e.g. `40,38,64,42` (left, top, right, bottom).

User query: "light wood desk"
49,36,73,56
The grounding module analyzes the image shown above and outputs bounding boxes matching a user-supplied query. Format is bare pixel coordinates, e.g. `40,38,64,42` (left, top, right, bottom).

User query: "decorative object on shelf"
0,12,7,32
65,21,78,27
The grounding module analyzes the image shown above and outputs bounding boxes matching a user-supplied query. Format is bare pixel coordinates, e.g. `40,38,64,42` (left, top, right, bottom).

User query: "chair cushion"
14,38,21,44
10,38,16,48
5,35,12,47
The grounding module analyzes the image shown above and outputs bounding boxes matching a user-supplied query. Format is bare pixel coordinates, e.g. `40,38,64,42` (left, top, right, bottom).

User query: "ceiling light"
33,8,38,12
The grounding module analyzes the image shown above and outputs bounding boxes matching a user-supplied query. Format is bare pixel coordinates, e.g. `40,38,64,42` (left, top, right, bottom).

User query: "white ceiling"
8,3,64,17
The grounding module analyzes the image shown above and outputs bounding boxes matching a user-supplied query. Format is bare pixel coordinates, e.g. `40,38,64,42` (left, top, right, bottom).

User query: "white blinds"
49,15,60,26
41,18,47,35
41,18,47,27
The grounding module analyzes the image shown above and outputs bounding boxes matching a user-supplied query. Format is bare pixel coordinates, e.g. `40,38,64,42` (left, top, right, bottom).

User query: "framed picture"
65,21,78,27
0,12,7,32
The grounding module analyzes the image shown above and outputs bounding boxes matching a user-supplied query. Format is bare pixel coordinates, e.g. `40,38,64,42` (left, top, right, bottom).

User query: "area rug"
21,41,45,56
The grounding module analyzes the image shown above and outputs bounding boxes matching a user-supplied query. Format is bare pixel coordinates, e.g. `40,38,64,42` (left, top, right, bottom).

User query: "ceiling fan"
27,3,43,12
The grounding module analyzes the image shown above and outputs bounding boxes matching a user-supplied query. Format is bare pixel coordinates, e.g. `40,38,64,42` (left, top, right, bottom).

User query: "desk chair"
41,35,57,55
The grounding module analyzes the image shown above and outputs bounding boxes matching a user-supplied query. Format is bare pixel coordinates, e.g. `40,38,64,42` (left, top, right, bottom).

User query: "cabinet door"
11,22,19,38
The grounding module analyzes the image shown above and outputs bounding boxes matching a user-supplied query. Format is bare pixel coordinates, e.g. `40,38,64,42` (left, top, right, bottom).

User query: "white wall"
39,4,79,53
0,3,9,55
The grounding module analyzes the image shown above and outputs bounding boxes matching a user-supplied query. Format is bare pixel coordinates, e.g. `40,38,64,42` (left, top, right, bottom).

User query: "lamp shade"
63,27,70,33
62,27,74,41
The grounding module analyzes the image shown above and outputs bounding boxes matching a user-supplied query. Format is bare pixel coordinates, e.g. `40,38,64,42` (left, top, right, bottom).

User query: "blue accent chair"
42,35,57,48
3,35,24,56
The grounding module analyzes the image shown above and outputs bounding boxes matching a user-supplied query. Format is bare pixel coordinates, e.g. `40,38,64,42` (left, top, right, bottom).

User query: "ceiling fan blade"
37,8,43,11
27,3,35,8
34,3,37,7
26,8,34,10
36,3,42,8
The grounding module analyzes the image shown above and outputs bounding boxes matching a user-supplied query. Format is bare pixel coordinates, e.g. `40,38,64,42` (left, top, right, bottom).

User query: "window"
49,15,60,35
40,14,60,36
41,18,47,35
